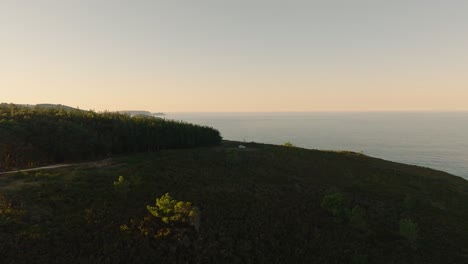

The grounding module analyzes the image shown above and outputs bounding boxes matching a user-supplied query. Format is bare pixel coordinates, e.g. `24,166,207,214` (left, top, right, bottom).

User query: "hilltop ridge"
0,103,165,116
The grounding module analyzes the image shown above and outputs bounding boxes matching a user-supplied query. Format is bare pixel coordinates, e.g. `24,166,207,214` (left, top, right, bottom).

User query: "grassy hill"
1,141,467,263
0,103,82,111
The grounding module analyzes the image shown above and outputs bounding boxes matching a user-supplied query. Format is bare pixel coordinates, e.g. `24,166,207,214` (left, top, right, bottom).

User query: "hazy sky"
1,0,467,112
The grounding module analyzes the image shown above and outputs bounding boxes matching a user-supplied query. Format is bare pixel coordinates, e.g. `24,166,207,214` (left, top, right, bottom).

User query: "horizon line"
163,110,468,114
3,103,468,113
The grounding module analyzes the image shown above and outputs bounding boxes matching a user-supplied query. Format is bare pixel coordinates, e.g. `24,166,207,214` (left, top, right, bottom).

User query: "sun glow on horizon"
1,0,468,112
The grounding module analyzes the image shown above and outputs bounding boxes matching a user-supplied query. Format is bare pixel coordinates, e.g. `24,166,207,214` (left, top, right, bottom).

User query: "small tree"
121,193,200,242
113,176,130,198
147,193,200,230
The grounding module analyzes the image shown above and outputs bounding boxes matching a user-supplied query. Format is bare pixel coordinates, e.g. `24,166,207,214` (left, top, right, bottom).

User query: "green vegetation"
120,193,200,245
321,189,349,222
113,176,130,199
146,193,200,228
0,104,221,171
282,141,296,147
1,141,468,263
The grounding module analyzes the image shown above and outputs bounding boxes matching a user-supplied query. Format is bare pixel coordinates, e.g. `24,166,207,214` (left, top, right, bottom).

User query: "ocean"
166,112,468,179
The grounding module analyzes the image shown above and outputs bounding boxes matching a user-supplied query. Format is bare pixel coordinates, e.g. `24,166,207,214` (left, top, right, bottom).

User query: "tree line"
0,104,221,171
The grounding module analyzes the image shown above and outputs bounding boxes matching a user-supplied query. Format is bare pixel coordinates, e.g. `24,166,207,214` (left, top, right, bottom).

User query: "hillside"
0,103,82,111
0,103,165,117
1,141,467,263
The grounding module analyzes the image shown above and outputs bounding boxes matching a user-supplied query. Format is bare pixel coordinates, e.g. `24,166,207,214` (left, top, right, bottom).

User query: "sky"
1,0,467,112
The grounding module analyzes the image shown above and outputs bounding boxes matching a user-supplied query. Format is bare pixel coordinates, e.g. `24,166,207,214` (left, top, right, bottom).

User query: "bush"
321,190,349,222
114,176,130,198
147,193,200,230
282,141,296,147
0,194,13,216
121,193,200,242
0,193,25,225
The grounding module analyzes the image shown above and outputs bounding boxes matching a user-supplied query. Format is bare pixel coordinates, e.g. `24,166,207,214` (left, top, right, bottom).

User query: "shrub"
0,194,13,216
321,190,349,222
121,193,200,241
147,193,200,230
0,193,25,223
282,141,296,147
113,176,127,187
113,176,130,198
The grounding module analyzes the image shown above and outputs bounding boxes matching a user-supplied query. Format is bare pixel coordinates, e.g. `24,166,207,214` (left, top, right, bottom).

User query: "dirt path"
0,164,75,175
0,159,115,176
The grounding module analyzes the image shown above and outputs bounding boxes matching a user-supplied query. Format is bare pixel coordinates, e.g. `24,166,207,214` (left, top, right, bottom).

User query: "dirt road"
0,159,115,176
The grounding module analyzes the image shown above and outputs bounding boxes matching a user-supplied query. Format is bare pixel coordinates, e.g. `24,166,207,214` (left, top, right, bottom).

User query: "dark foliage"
0,104,221,171
1,141,468,263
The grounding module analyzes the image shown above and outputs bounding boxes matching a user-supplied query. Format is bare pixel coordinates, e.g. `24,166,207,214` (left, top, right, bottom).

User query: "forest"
0,104,221,171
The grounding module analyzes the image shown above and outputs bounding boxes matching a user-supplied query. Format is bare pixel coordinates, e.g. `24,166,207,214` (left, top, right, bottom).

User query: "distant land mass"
0,103,165,116
0,103,82,111
118,110,165,117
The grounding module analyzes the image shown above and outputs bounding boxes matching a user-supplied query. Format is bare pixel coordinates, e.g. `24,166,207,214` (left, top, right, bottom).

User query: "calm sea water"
166,112,468,179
